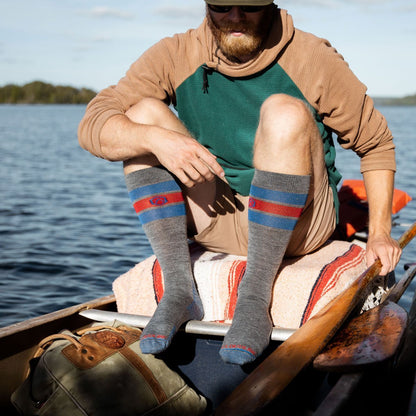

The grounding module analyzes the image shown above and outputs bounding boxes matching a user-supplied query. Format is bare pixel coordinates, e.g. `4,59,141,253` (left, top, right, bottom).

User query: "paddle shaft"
383,226,416,305
214,222,416,416
387,263,416,303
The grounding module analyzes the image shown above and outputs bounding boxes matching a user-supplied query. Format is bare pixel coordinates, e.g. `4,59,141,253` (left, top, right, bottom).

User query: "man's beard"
207,8,273,62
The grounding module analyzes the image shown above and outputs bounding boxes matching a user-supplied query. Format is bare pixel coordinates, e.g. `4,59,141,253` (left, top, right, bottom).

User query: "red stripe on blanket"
152,244,203,305
152,259,164,304
225,260,246,320
300,244,365,325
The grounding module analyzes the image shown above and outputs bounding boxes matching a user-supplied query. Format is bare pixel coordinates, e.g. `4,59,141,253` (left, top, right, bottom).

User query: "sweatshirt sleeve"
311,38,395,173
78,38,176,158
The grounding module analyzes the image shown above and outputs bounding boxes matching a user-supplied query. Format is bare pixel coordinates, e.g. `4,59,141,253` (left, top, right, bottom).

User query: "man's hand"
99,113,225,187
362,169,401,275
151,130,225,188
365,233,402,276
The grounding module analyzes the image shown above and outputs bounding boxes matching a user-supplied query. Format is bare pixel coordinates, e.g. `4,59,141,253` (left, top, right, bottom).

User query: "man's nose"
227,6,246,21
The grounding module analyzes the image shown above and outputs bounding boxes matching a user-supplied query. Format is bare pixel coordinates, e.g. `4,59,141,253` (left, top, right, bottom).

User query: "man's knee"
125,98,170,124
259,94,313,134
254,94,317,171
255,94,314,153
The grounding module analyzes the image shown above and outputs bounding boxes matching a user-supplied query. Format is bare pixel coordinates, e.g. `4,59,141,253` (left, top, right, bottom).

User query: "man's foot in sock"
140,289,204,354
219,296,272,365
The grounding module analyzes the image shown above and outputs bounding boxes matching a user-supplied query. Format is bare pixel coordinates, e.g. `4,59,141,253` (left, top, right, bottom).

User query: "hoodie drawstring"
202,65,213,94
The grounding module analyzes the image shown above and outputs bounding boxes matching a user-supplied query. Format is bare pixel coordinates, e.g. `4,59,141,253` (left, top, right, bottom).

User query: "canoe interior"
1,291,416,415
0,295,335,415
0,293,329,415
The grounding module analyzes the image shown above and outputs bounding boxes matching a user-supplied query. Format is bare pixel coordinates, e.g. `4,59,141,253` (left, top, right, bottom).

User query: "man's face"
206,5,274,63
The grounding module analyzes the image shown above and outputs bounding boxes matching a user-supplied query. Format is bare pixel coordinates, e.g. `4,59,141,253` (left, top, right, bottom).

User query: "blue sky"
1,0,415,97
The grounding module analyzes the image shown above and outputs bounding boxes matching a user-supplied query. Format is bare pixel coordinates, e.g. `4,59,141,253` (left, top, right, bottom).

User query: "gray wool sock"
126,167,203,354
220,170,310,365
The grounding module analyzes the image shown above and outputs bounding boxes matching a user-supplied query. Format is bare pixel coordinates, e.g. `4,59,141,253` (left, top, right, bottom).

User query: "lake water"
1,104,415,328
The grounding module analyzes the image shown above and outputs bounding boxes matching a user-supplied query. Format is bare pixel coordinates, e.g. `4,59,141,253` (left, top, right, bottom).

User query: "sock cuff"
252,169,310,194
125,166,179,191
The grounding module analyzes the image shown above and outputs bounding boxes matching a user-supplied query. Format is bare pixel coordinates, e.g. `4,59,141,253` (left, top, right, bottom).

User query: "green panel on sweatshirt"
175,62,341,215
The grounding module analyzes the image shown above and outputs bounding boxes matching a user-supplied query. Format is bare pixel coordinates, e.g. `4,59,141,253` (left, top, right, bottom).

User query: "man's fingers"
175,162,214,187
366,245,402,276
193,158,218,182
155,136,225,187
174,170,195,188
185,164,209,184
196,148,225,178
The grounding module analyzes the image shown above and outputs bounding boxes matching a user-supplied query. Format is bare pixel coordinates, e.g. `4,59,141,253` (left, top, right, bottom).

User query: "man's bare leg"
220,94,326,365
124,99,216,353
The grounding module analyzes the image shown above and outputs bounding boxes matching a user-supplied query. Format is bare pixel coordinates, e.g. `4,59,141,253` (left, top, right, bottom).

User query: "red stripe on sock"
142,334,167,340
222,344,256,355
249,197,303,218
133,192,184,213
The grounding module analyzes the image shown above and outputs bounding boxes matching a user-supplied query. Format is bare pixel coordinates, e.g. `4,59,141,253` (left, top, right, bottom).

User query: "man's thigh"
286,170,336,256
190,177,249,256
191,172,336,258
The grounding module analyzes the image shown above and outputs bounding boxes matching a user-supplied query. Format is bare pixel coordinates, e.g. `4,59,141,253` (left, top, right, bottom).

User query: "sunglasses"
208,4,265,13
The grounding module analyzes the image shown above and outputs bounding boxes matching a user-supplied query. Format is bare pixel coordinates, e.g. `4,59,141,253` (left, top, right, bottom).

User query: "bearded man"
78,0,401,365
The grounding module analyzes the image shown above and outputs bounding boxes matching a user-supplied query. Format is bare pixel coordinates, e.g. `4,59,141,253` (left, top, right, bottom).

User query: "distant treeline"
374,94,416,106
1,80,415,106
0,81,96,104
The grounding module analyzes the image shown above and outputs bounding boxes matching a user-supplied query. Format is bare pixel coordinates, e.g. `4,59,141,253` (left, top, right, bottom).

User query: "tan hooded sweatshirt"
78,8,395,182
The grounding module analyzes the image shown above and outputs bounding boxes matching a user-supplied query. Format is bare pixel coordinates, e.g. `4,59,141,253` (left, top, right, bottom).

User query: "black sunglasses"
208,4,265,13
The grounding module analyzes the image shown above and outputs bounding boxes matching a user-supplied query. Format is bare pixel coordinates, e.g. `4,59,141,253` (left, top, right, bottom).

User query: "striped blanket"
113,240,381,329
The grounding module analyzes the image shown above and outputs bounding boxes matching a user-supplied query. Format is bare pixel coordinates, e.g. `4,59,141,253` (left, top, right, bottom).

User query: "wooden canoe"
1,284,416,415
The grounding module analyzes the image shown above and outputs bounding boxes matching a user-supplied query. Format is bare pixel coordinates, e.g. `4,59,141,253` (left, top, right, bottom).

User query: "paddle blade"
314,264,416,372
313,301,408,372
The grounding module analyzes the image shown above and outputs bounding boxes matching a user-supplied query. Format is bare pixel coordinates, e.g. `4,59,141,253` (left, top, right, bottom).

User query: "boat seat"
113,240,387,329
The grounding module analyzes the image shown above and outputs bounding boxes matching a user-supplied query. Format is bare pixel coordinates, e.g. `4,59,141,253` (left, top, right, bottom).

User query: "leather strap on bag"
32,324,168,405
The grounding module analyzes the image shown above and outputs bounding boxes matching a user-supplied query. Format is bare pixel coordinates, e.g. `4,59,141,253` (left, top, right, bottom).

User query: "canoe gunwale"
0,294,116,339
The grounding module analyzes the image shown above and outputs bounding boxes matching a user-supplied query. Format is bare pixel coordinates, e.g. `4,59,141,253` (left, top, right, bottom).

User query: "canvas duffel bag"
11,321,207,415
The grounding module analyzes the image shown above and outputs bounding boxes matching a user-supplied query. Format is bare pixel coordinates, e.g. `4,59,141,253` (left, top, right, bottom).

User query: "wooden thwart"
214,222,416,416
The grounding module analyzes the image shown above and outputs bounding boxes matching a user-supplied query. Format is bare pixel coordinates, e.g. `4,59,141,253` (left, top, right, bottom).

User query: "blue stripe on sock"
250,184,308,206
139,204,186,224
248,210,298,230
129,180,179,202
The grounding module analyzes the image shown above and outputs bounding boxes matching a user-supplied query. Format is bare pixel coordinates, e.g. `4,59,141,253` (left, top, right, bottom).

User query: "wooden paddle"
314,263,416,371
214,222,416,416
